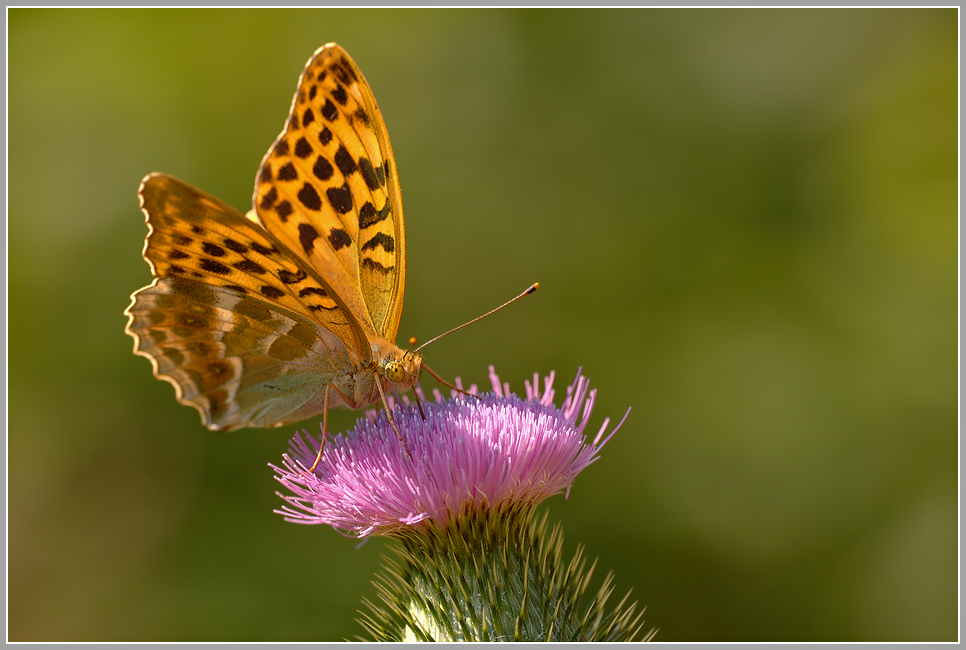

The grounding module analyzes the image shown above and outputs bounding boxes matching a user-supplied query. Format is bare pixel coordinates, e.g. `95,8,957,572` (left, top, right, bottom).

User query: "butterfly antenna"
413,282,538,354
404,336,419,361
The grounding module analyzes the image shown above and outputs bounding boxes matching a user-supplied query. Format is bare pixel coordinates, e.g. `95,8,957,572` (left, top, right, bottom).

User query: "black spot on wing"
321,99,338,122
276,200,294,221
278,269,307,284
234,260,266,275
331,84,348,106
294,137,313,159
259,187,278,210
200,259,230,275
362,258,392,274
277,162,298,182
328,228,351,251
334,145,357,176
334,61,353,85
250,241,277,257
361,232,394,253
297,183,322,211
313,156,334,181
359,201,391,228
222,238,248,254
298,286,328,298
302,107,315,127
202,243,225,257
319,127,332,145
167,249,189,260
298,223,319,256
359,157,381,190
260,285,285,300
326,183,352,215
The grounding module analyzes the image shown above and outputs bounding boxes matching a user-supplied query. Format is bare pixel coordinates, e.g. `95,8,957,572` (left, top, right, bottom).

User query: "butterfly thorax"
326,337,421,409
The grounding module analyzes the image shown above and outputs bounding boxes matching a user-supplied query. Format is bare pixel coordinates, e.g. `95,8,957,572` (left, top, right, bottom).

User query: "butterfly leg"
413,388,427,420
305,385,330,473
374,375,414,460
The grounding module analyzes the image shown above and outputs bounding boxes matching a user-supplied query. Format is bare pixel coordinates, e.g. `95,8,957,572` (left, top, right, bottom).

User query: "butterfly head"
373,339,422,392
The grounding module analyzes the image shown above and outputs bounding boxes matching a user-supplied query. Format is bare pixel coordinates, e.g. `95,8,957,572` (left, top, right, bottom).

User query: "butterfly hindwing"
127,276,348,429
254,43,406,342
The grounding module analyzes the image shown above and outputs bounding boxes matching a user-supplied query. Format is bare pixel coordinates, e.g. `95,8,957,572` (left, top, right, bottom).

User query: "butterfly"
125,43,424,461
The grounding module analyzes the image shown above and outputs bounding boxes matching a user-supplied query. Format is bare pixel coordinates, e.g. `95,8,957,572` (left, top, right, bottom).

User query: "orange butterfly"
126,44,422,462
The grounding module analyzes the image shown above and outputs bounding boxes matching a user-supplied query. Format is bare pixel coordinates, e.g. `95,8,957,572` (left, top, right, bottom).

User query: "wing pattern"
254,43,406,339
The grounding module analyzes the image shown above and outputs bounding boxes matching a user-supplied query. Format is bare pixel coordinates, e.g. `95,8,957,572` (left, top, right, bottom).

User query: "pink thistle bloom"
272,367,629,538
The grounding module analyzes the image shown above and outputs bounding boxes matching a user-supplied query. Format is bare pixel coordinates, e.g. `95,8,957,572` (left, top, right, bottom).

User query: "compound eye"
384,361,405,383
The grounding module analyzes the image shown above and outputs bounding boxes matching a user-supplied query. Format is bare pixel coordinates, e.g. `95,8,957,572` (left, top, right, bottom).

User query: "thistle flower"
272,367,654,642
274,367,621,537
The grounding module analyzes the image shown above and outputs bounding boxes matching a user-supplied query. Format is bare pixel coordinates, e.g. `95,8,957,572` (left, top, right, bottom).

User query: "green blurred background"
8,8,957,642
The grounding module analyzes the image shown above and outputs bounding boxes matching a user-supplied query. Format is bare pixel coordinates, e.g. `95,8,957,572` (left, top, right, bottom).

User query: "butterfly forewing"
138,173,370,360
254,43,405,341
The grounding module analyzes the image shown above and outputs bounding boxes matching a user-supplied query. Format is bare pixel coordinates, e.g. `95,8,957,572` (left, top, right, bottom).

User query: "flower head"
272,367,628,538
